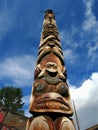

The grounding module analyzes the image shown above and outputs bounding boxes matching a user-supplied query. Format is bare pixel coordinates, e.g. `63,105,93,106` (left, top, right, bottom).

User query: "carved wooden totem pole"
26,9,76,130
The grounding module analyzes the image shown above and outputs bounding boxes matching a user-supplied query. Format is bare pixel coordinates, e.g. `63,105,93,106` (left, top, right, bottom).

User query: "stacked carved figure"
26,9,76,130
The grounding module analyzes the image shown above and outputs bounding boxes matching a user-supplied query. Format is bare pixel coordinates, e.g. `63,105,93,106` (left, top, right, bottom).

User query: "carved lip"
34,96,70,112
36,97,68,106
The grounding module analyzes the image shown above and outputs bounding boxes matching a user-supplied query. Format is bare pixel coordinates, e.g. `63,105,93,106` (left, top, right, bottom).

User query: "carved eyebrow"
37,49,51,64
53,50,65,66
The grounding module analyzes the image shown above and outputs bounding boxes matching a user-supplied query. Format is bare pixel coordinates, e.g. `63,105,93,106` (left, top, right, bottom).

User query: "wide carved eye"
36,83,45,92
34,81,47,95
58,83,69,97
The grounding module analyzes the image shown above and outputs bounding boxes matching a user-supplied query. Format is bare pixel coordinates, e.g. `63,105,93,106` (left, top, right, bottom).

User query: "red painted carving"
0,112,5,123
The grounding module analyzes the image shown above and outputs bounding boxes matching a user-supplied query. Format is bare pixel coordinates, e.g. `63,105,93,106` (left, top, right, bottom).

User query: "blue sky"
0,0,98,129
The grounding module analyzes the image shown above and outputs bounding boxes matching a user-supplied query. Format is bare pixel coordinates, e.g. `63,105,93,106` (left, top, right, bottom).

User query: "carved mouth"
36,100,69,111
46,70,58,77
34,97,70,112
30,93,73,116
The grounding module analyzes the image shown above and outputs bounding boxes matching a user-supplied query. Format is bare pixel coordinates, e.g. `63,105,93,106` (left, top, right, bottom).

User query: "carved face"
34,60,66,82
30,78,73,116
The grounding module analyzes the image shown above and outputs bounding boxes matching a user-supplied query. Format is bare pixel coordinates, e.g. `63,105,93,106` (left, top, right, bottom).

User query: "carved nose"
46,62,57,72
46,62,58,77
46,62,57,68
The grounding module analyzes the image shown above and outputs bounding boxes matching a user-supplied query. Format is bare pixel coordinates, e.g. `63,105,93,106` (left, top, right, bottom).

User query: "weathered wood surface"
26,116,75,130
27,9,75,130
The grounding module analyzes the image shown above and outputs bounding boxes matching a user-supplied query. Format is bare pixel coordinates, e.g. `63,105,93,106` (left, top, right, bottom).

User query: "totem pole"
26,9,75,130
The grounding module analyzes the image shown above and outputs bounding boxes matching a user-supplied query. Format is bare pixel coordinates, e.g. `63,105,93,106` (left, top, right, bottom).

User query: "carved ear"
63,66,67,79
34,64,41,80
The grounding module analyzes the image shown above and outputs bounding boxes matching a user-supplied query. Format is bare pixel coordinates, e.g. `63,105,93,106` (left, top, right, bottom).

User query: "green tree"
0,86,24,115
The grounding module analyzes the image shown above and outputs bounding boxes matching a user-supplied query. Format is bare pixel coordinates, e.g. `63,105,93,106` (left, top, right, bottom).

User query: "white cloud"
0,1,18,41
24,109,32,117
22,95,32,117
87,42,98,60
22,95,31,105
60,0,98,62
63,49,77,64
82,0,98,60
60,28,79,50
0,55,36,86
83,0,98,33
82,0,97,31
70,72,98,129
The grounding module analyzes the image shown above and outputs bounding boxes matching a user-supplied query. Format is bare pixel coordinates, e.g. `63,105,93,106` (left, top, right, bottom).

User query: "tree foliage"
0,86,24,115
